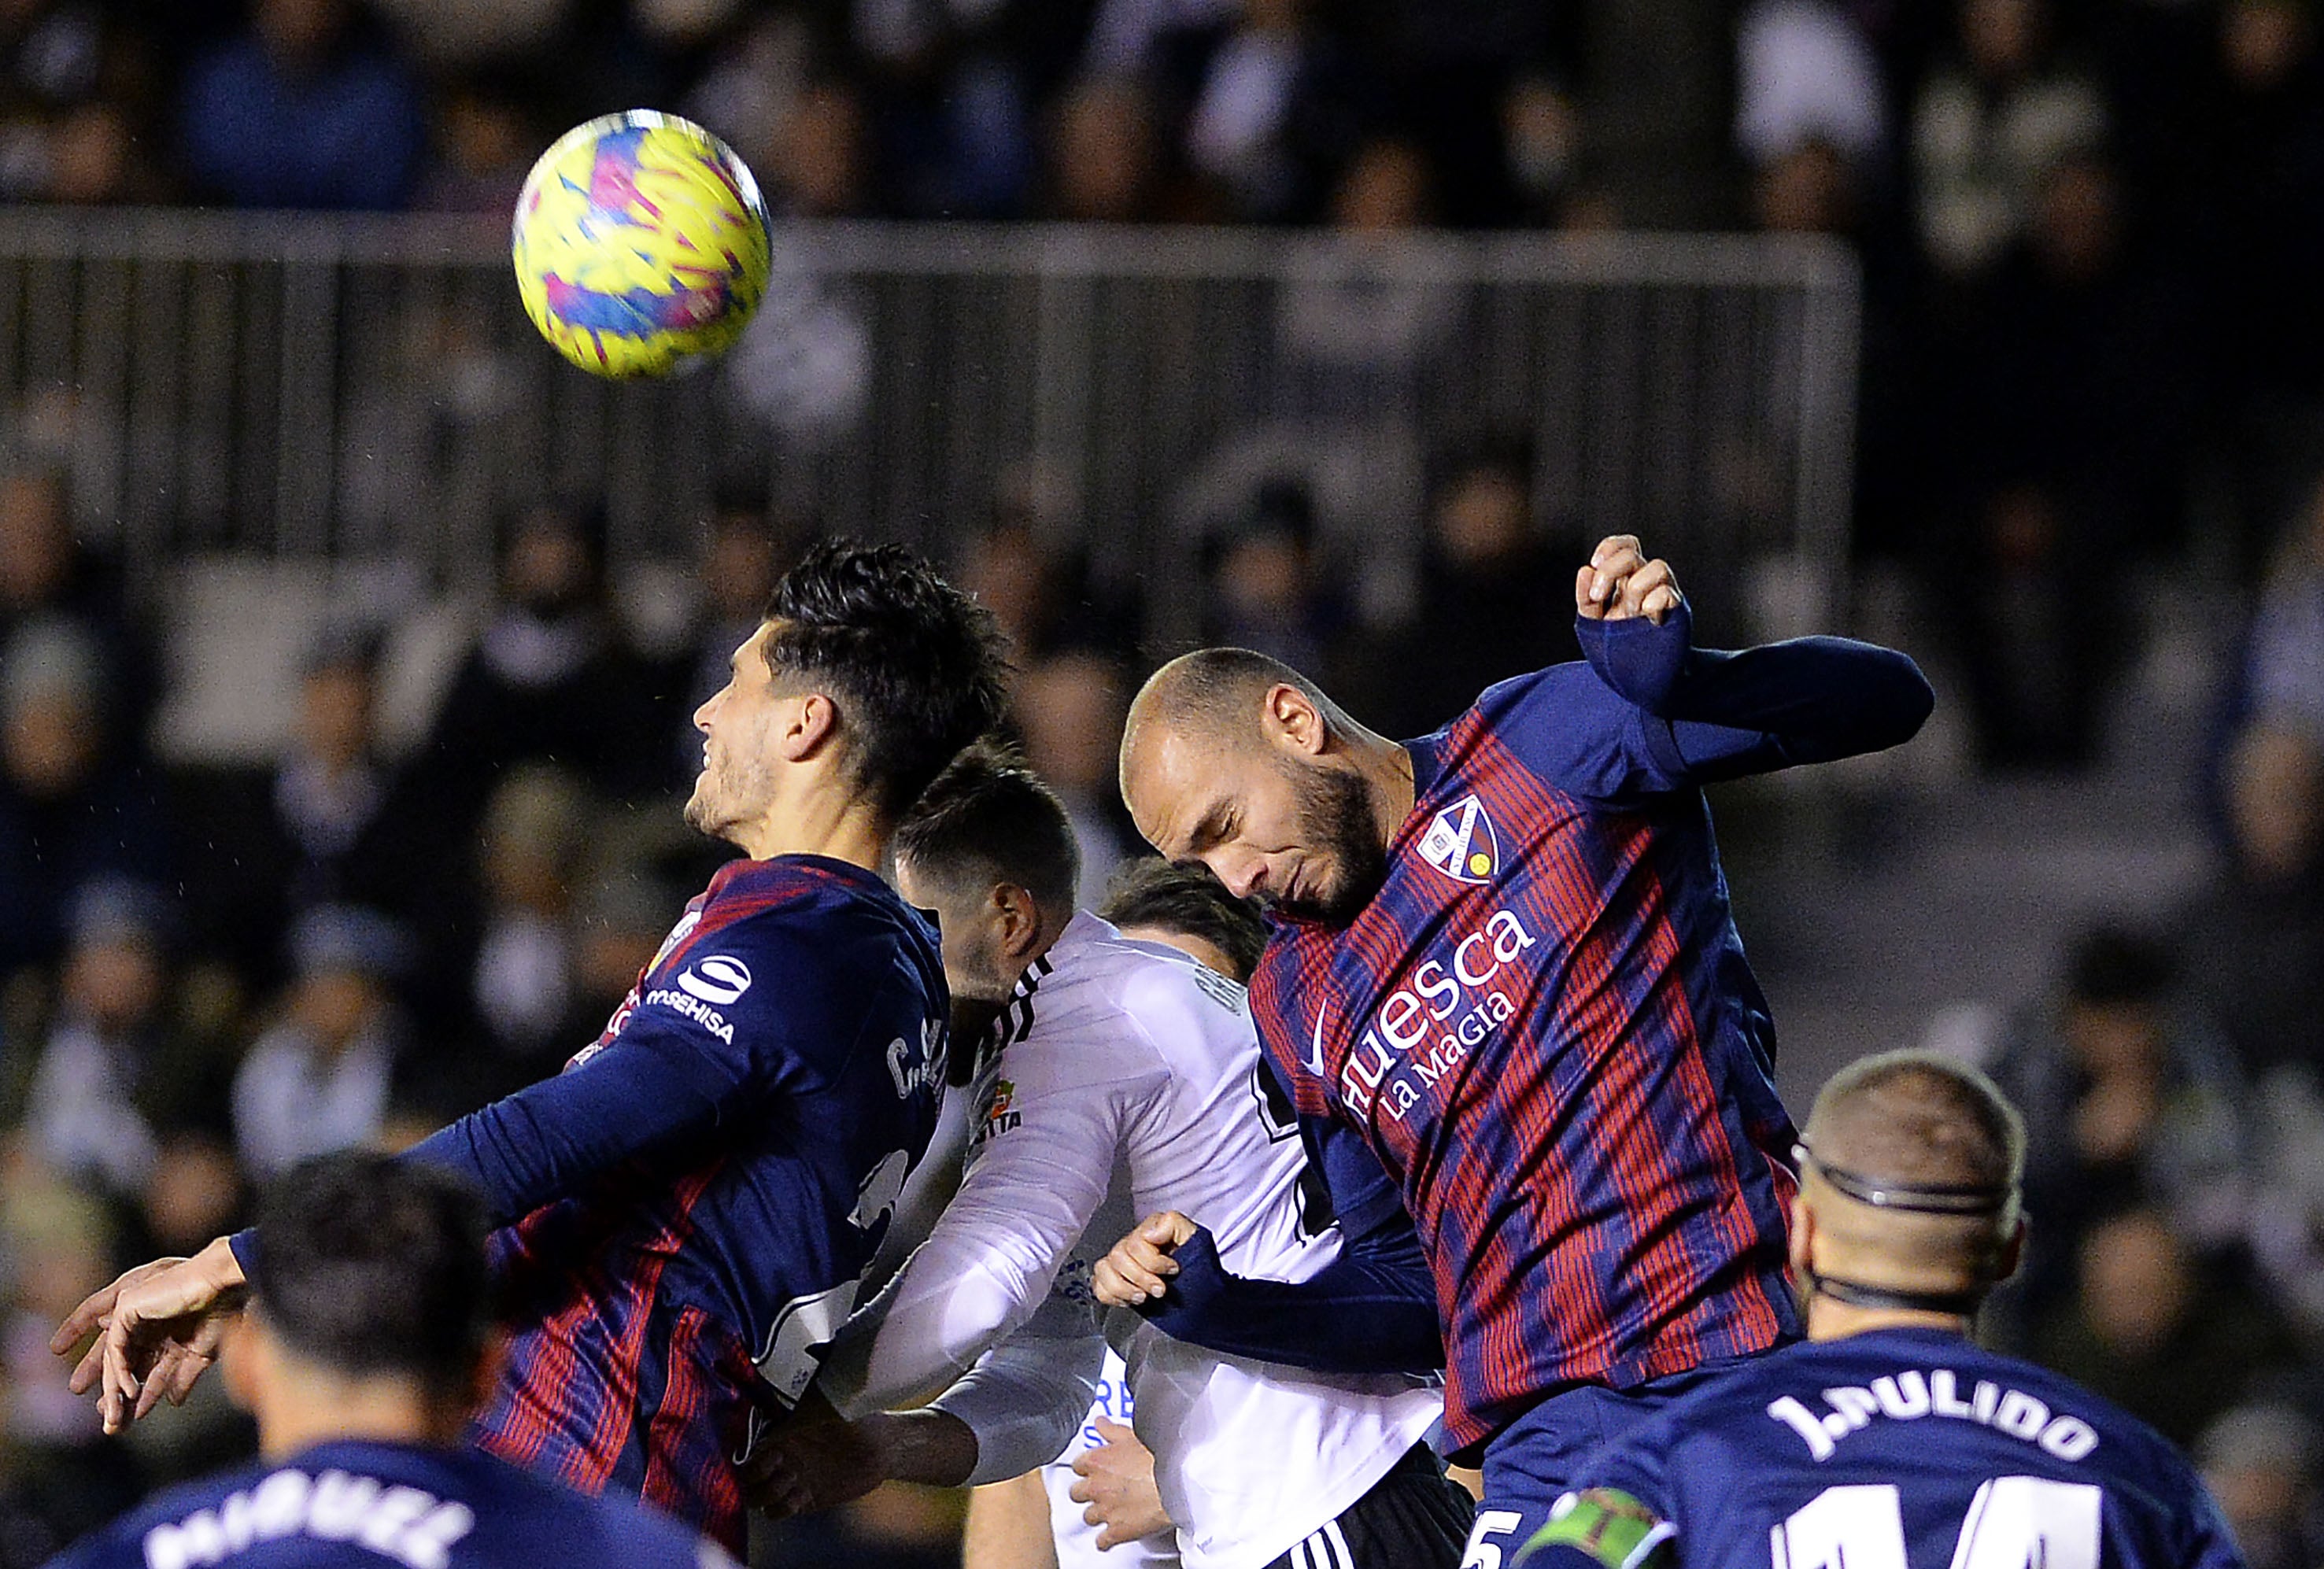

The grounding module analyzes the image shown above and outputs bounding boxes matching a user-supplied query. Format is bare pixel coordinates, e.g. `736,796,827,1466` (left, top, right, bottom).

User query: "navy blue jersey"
1517,1328,2245,1569
42,1439,729,1569
229,856,949,1547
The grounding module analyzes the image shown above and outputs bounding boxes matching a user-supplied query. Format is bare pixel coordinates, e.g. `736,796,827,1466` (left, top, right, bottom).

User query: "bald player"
1109,534,1933,1560
1520,1050,2246,1569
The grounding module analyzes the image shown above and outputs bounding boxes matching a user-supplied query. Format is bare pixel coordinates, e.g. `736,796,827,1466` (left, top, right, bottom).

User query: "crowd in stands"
0,0,2312,766
0,0,2319,1564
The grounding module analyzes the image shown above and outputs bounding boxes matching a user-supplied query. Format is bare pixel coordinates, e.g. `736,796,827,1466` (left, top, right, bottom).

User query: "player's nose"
1209,850,1265,899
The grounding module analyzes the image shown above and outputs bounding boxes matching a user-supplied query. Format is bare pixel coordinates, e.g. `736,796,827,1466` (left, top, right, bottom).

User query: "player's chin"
680,784,717,835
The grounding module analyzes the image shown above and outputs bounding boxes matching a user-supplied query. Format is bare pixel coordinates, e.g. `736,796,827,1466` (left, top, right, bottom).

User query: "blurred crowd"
0,0,2315,766
0,0,2321,1563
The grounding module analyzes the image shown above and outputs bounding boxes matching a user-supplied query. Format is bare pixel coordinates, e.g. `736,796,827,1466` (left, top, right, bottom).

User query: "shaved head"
1123,648,1354,766
1119,648,1401,923
1804,1050,2023,1194
1796,1050,2027,1302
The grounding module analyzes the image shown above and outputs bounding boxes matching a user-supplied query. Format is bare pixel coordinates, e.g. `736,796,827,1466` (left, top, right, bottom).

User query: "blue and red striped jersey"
401,855,948,1530
1247,607,1931,1456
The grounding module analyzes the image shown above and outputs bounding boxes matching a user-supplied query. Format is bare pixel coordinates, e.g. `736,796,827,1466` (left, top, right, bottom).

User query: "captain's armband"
1517,1489,1675,1569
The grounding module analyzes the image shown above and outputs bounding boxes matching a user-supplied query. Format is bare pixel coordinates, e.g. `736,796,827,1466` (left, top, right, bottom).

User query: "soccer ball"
512,110,774,378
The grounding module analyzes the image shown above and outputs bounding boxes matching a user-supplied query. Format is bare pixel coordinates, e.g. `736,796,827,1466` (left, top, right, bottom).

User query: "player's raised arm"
1567,533,1933,787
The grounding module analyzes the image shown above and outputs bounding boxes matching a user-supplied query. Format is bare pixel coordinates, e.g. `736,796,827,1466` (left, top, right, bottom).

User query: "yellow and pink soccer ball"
512,110,774,378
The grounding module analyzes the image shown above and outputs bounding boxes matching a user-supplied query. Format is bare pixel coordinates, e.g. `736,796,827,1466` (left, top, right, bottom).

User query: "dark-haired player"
1524,1050,2245,1569
1112,535,1933,1560
45,1153,733,1569
755,747,1463,1569
56,541,1012,1553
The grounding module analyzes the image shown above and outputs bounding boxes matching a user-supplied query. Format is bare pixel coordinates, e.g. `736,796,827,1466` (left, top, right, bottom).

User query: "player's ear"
1786,1192,1815,1280
1263,683,1328,756
1994,1215,2027,1287
780,691,840,762
992,883,1044,959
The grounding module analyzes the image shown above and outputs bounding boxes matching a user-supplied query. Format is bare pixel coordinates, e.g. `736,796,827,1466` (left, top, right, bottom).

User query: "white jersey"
820,912,1443,1569
1042,1348,1180,1569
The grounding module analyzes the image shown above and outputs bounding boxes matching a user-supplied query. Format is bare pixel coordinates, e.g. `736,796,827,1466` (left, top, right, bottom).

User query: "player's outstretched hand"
52,1236,246,1434
1576,535,1681,625
1070,1419,1173,1549
1092,1211,1198,1307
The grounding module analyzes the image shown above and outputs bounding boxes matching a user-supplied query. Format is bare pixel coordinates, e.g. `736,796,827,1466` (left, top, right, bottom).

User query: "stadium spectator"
176,0,426,209
2189,0,2324,406
410,76,538,213
7,879,219,1204
1012,652,1135,910
230,905,406,1179
2198,1404,2324,1569
463,765,590,1097
1908,0,2108,280
413,500,673,818
0,468,155,755
2240,471,2324,744
2033,1206,2297,1450
0,1167,139,1554
173,626,434,994
1043,73,1165,221
2179,722,2324,1082
952,514,1130,664
674,501,794,784
0,619,168,976
1734,0,1886,180
1986,924,2249,1311
1199,478,1349,677
1373,436,1566,737
1177,0,1366,223
1920,151,2189,767
1498,73,1581,227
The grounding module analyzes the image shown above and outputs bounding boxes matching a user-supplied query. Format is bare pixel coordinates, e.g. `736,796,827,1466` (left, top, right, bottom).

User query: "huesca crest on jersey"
1418,794,1501,884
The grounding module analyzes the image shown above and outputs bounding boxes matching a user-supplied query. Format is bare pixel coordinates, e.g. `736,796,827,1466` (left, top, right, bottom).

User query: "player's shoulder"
1066,917,1252,1047
42,1440,728,1569
685,854,940,987
401,1444,732,1568
700,853,919,933
1716,1330,2204,1482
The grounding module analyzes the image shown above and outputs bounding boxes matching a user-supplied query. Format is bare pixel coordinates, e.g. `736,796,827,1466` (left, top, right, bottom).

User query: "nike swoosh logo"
1304,1007,1330,1076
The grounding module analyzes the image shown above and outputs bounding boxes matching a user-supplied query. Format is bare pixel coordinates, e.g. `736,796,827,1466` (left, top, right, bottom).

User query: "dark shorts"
1264,1445,1476,1569
1462,1364,1752,1568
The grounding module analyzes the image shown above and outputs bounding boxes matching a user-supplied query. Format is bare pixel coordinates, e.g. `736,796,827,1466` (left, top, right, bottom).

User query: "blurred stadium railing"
0,212,1856,652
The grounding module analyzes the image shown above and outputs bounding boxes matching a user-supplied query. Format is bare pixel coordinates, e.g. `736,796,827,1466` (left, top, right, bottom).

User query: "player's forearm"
1574,609,1931,784
929,1316,1104,1484
1576,604,1932,749
864,1408,981,1489
1661,637,1934,761
1138,1225,1443,1373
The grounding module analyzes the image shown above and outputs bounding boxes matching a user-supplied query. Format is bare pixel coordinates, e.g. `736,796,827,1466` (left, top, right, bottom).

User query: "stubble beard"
1276,762,1391,925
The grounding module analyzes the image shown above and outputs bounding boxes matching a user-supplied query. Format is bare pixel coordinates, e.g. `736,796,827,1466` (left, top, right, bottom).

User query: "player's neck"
1805,1295,1975,1342
255,1371,471,1462
1350,731,1417,829
733,792,889,872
